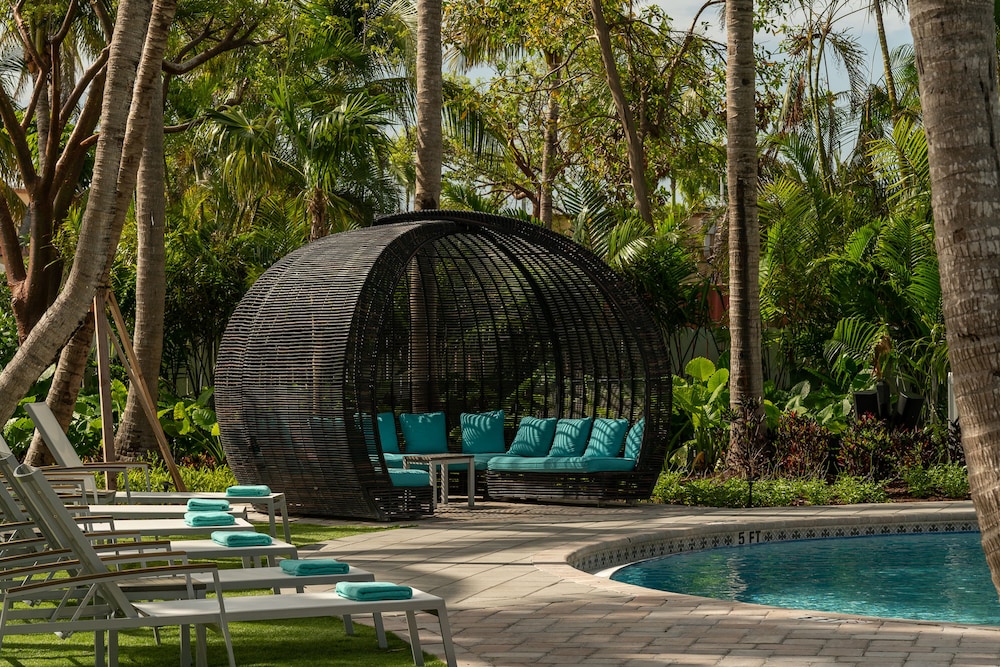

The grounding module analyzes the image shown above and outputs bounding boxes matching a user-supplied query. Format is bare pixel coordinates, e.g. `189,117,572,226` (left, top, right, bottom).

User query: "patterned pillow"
507,416,558,456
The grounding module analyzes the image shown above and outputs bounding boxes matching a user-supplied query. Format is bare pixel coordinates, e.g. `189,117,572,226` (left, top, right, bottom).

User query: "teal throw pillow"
548,417,593,457
583,418,629,457
377,412,399,453
624,418,645,459
461,410,506,453
399,412,448,454
507,416,557,457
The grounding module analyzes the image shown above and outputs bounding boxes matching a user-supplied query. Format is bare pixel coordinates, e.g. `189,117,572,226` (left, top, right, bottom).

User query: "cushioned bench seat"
487,456,636,473
384,452,504,472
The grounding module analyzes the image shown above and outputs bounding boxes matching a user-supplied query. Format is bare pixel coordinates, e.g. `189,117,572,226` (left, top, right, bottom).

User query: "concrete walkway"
291,501,1000,667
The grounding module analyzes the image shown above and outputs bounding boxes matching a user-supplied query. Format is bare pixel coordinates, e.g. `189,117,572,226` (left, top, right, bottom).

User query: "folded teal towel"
186,498,231,511
226,485,272,497
335,581,413,601
210,530,272,547
184,511,236,527
280,559,350,576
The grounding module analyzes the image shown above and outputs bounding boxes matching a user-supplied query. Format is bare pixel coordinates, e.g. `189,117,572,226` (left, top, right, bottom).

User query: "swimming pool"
610,531,1000,625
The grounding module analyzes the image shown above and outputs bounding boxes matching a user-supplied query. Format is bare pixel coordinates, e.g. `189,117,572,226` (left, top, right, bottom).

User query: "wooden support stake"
103,293,186,492
94,295,118,491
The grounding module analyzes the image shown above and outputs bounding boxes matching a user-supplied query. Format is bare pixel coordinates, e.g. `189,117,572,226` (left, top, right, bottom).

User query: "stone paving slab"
282,501,1000,666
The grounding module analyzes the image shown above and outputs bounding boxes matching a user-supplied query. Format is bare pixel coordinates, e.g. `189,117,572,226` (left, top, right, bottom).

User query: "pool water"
611,531,1000,625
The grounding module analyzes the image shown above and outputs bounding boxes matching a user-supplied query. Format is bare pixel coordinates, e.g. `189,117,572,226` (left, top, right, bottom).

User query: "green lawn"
1,523,447,667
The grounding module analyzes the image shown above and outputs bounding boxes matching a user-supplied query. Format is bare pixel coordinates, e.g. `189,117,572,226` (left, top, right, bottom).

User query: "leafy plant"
670,357,730,471
157,388,225,463
830,475,888,503
772,412,836,479
649,473,883,507
772,380,852,433
836,414,895,480
903,464,969,499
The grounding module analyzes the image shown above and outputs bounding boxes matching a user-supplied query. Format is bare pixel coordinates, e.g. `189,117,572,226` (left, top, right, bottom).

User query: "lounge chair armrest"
6,562,222,600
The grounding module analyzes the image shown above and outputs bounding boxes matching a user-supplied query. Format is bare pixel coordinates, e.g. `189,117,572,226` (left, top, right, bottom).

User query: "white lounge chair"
13,464,458,667
24,401,152,502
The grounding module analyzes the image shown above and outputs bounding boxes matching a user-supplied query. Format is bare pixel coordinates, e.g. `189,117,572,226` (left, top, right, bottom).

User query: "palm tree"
414,0,443,210
206,88,398,239
725,0,764,469
908,0,1000,598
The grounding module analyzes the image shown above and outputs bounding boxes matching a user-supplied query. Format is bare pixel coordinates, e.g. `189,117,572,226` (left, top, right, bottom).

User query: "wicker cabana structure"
215,210,672,520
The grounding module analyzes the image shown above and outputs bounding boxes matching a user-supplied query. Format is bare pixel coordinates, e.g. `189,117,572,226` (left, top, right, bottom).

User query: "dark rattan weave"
215,211,672,520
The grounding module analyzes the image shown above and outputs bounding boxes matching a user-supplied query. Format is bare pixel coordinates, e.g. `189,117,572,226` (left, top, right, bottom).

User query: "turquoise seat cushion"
460,410,506,453
399,412,448,454
382,453,406,469
507,416,558,456
487,456,636,473
584,418,629,457
548,418,593,457
448,453,505,472
624,418,645,459
388,469,431,487
377,412,400,453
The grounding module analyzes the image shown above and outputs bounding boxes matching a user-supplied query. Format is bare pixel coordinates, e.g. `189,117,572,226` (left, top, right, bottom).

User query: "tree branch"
10,0,45,69
51,0,80,44
60,48,109,128
0,88,38,188
0,193,26,283
162,22,261,75
89,0,114,39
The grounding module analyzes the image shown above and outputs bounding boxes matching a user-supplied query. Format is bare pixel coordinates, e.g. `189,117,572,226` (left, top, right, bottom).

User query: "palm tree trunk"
590,0,653,226
725,0,764,467
414,0,442,211
23,313,95,466
872,0,900,122
909,0,1000,597
117,73,167,459
539,50,562,230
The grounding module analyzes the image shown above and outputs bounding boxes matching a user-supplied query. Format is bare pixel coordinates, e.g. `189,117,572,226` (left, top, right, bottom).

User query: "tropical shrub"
829,475,889,504
649,472,887,507
157,388,225,463
670,357,730,471
771,412,836,479
836,414,895,480
902,463,969,499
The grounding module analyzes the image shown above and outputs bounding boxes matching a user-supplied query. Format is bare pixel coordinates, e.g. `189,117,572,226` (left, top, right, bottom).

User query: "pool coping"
569,504,979,574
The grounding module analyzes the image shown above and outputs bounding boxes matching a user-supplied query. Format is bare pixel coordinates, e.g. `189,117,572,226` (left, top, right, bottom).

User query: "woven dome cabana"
215,210,672,520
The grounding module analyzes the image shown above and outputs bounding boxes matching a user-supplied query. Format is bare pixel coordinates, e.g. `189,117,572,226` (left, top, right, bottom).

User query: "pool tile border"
568,514,979,574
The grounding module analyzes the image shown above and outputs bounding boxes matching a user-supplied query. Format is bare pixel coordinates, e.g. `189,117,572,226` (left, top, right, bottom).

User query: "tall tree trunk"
909,0,1000,597
0,0,178,425
539,50,562,230
117,73,167,460
872,0,900,122
590,0,653,226
414,0,442,211
725,0,764,466
308,186,328,241
23,314,96,466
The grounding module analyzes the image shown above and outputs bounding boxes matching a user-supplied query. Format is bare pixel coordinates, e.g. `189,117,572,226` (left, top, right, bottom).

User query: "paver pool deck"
293,500,999,666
